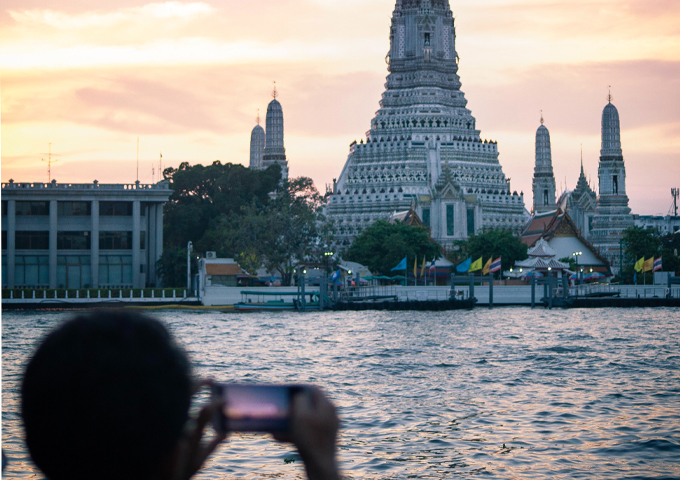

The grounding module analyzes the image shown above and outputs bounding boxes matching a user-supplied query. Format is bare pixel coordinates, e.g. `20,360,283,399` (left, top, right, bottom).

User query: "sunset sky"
1,0,679,215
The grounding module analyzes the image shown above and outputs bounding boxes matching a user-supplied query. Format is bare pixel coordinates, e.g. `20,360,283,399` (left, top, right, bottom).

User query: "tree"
156,246,189,288
344,221,441,276
204,176,326,286
622,227,662,282
559,257,577,270
447,229,528,272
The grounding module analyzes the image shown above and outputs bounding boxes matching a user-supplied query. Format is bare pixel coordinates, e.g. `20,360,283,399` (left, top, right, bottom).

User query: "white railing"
3,288,195,304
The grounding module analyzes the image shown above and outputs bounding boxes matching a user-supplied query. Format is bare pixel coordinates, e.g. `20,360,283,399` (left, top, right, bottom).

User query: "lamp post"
324,251,334,275
187,241,193,291
573,251,583,285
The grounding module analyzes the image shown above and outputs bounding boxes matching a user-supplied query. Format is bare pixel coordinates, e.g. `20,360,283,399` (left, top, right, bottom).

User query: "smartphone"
211,384,306,433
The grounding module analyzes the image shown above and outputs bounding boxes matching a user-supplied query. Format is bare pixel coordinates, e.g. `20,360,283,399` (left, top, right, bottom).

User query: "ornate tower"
249,110,265,170
326,0,527,248
262,84,288,179
590,93,634,272
532,115,556,214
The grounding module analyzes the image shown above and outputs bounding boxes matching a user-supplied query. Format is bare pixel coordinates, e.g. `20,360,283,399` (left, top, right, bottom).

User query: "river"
3,308,680,479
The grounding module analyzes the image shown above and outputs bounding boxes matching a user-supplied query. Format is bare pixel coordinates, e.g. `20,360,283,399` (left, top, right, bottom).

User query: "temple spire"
272,81,278,99
540,110,544,126
256,109,260,125
607,85,612,104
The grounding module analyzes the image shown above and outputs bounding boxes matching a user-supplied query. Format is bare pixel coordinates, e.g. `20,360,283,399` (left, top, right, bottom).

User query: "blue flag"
391,257,407,271
456,258,472,273
330,269,341,281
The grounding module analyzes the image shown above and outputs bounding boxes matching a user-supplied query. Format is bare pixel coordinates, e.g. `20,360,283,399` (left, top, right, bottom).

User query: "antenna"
672,188,679,217
159,152,163,182
41,143,60,182
136,137,140,182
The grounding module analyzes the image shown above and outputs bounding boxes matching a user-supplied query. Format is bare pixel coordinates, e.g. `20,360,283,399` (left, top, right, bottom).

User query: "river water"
3,308,680,479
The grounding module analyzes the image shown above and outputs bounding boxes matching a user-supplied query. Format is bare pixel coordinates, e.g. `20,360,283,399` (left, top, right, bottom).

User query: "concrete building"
326,0,528,249
633,215,680,234
1,180,172,289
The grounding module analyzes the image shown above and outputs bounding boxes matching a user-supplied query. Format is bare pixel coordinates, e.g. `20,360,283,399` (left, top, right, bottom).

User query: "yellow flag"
413,257,418,277
420,257,427,276
634,257,644,272
642,257,654,273
482,257,492,275
469,257,483,272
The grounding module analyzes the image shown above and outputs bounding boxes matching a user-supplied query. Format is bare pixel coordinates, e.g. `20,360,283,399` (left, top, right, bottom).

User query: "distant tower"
262,83,288,179
249,110,265,170
590,90,634,272
532,113,557,214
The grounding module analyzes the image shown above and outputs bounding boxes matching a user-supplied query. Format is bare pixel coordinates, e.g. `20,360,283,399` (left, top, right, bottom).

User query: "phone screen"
213,384,302,433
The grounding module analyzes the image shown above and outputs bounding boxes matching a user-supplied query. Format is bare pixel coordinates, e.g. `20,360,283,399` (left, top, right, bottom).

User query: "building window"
99,232,133,250
424,32,431,46
16,201,49,216
422,208,431,228
140,231,146,250
16,231,49,250
446,205,454,236
57,231,91,250
543,189,549,206
14,255,49,287
1,231,6,250
467,209,475,236
99,255,133,286
99,202,132,216
57,255,92,289
2,201,7,216
613,175,618,194
58,201,91,216
2,255,6,287
588,217,594,232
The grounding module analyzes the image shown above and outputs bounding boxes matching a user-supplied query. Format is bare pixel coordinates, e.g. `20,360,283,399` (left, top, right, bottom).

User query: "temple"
249,85,288,180
325,0,528,248
588,97,634,269
531,115,556,214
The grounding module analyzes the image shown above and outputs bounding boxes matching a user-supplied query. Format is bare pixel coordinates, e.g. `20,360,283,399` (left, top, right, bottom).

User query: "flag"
391,257,407,271
634,257,644,272
482,258,492,275
653,257,662,273
330,269,341,281
413,257,418,277
633,271,637,284
642,257,654,273
429,258,436,272
489,257,502,274
456,258,472,273
420,257,427,276
469,257,483,273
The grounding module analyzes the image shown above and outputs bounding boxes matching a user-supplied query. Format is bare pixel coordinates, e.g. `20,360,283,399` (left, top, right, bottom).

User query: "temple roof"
601,102,623,157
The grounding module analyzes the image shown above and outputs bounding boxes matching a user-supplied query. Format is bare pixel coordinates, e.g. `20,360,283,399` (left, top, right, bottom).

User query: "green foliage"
447,229,528,272
559,257,577,270
162,161,282,251
156,246,190,288
621,227,680,281
344,220,441,276
204,176,326,286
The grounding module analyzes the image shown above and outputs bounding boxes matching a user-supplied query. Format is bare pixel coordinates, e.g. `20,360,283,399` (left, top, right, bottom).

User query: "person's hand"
275,387,340,480
170,380,227,480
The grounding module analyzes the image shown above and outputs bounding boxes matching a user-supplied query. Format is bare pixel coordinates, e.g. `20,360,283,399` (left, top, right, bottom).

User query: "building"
2,180,171,289
326,0,528,248
520,208,611,276
249,86,288,180
199,256,251,288
633,215,680,234
589,97,634,271
531,116,557,215
565,159,597,238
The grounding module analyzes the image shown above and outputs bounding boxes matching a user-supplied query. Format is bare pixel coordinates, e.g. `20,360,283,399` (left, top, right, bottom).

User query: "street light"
573,251,583,285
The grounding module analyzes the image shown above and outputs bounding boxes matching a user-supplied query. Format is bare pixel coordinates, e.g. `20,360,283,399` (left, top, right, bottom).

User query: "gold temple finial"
540,110,544,126
607,85,613,104
272,81,278,99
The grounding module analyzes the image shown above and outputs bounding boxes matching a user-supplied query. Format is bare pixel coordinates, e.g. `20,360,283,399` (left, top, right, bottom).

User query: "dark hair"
21,311,192,480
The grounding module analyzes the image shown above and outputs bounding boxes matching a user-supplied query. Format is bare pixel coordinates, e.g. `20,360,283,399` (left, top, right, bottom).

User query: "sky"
1,0,679,215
